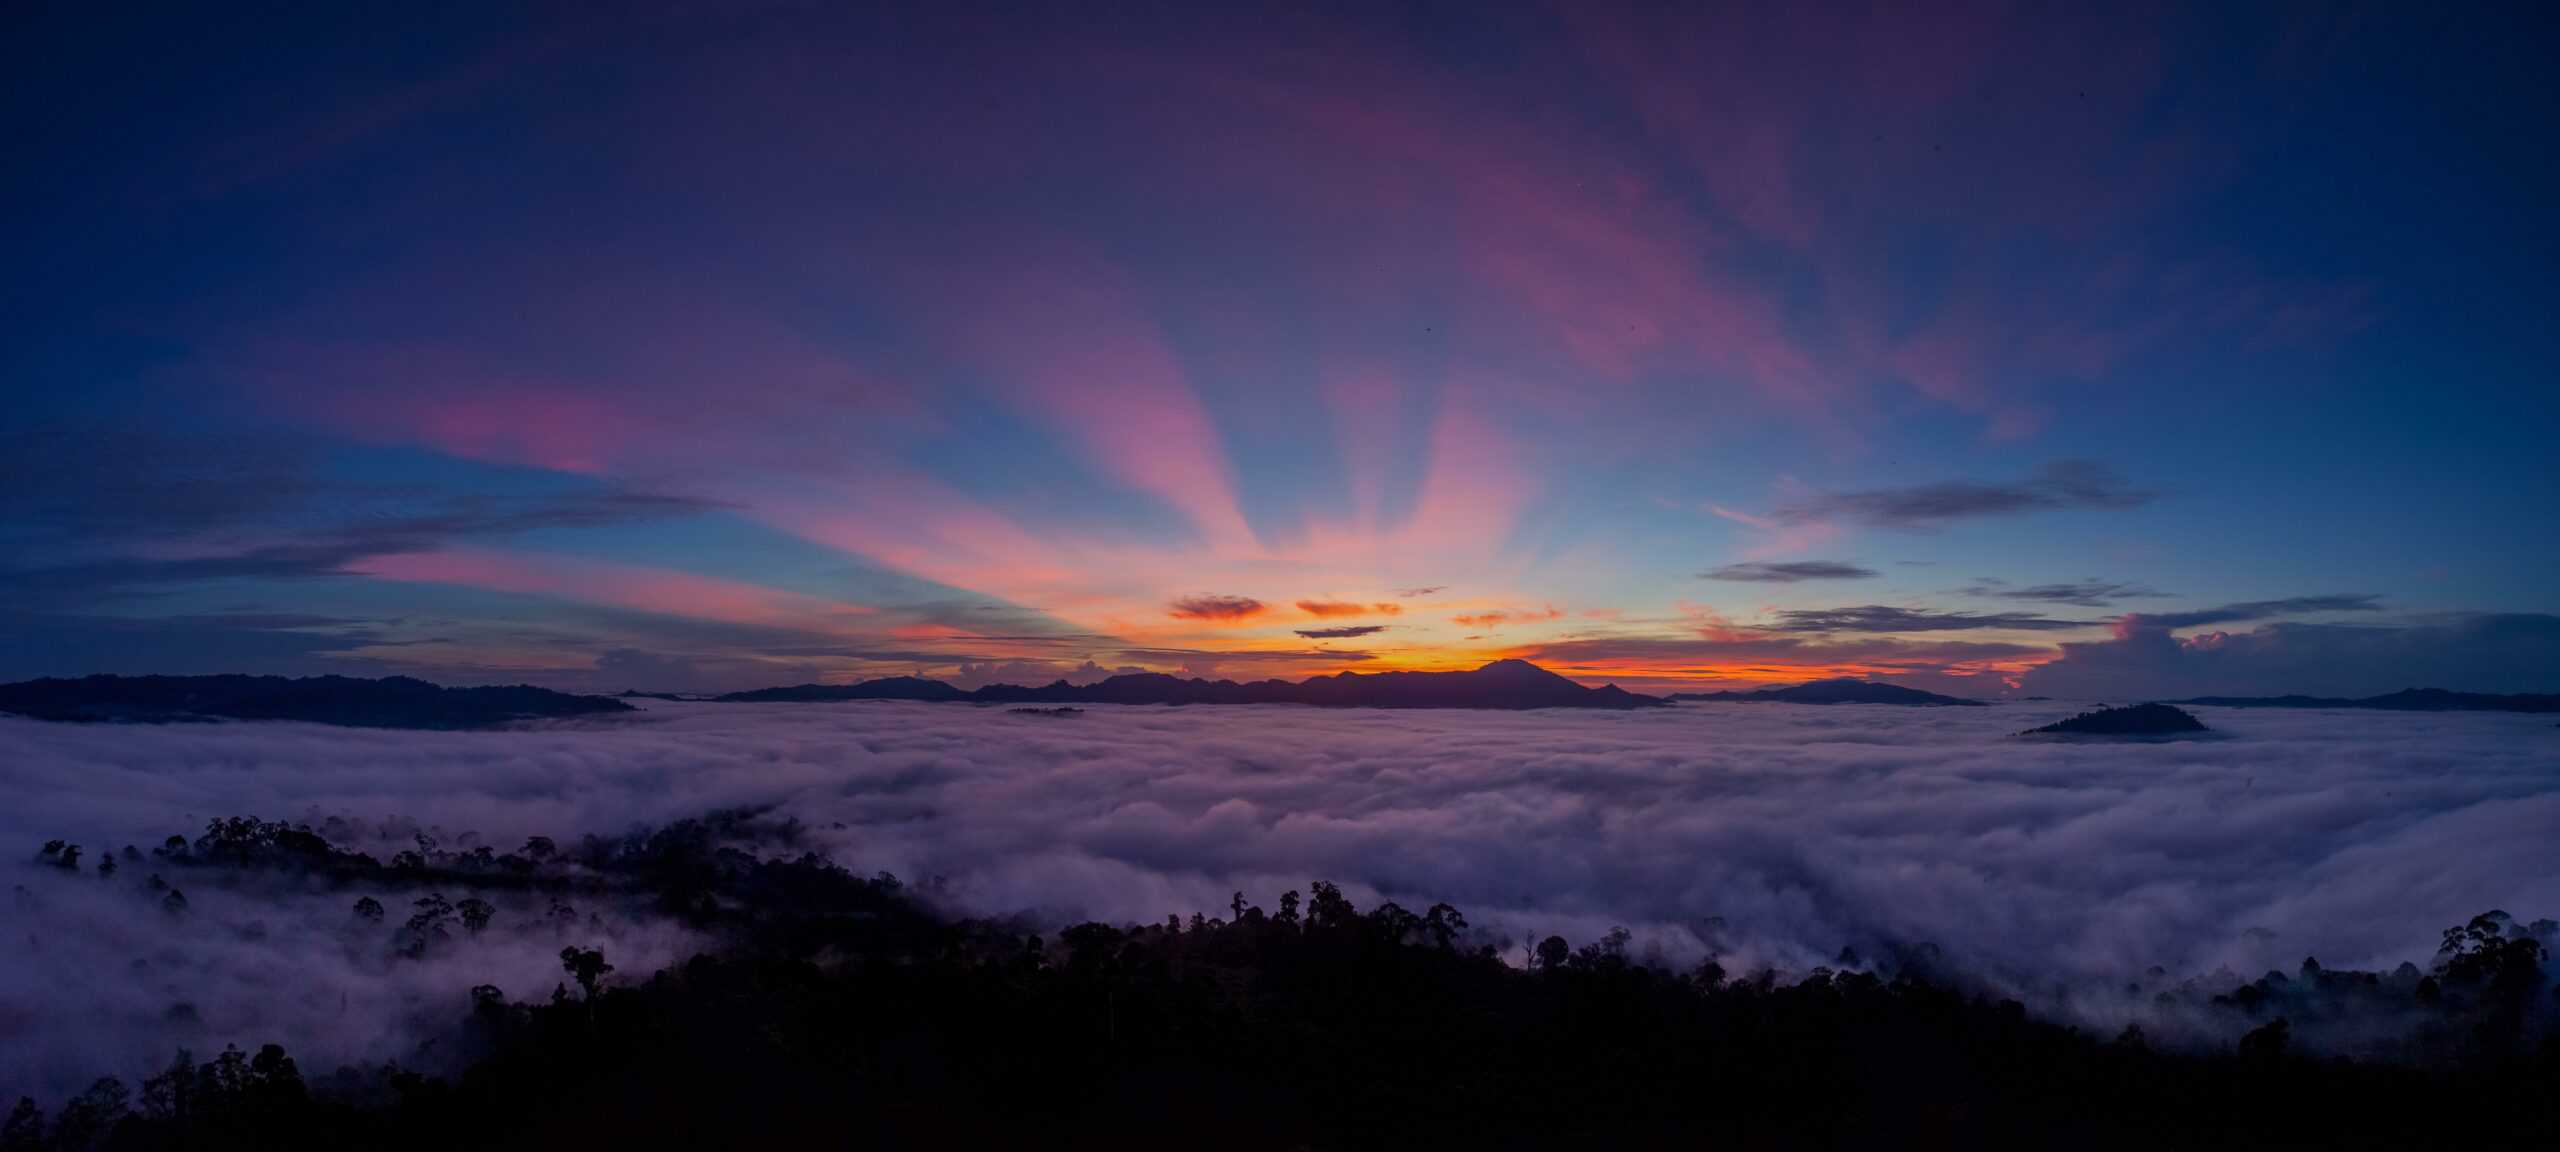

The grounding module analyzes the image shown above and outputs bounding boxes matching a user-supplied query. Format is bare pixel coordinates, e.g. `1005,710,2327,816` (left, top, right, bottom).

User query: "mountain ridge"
718,659,1664,710
1667,678,1985,707
0,674,633,728
2169,688,2560,714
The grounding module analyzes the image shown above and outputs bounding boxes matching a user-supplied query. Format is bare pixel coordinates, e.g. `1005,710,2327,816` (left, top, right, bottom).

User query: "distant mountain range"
1667,678,1985,707
2169,689,2560,714
0,674,633,728
718,659,1664,710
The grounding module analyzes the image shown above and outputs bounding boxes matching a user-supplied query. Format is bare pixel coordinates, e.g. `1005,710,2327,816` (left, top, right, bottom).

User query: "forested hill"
5,810,2555,1149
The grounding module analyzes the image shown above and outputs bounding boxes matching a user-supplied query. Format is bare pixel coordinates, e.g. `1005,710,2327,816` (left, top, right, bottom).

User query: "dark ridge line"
0,674,632,729
716,659,1665,710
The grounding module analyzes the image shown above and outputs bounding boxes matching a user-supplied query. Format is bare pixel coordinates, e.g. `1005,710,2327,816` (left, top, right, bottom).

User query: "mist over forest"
7,699,2557,1116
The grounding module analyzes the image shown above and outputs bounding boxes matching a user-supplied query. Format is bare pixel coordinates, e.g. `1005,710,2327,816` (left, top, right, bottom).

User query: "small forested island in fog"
2024,702,2213,737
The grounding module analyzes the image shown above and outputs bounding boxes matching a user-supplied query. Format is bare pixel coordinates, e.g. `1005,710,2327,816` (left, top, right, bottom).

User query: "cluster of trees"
8,817,2557,1148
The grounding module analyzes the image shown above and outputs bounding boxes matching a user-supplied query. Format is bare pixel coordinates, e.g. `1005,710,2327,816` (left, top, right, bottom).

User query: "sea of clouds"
5,700,2558,1097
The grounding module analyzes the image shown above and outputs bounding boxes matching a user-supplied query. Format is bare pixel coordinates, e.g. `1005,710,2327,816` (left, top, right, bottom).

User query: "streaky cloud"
1776,460,2153,530
1960,578,2169,607
1295,625,1390,639
1771,605,2098,633
1702,561,1879,583
2123,594,2382,631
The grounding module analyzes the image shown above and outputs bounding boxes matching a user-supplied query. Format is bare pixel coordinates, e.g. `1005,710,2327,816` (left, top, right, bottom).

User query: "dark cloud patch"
1,483,726,603
2124,594,2382,631
1776,461,2152,530
1395,586,1446,598
1771,605,2098,633
2022,612,2560,698
1961,578,2170,607
1295,625,1389,639
1703,561,1879,583
1167,595,1266,622
1111,647,1374,667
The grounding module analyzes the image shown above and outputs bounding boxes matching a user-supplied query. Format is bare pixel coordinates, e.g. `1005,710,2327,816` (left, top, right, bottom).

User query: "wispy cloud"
1771,605,2099,633
2123,594,2382,631
1775,461,2153,530
1961,578,2170,607
1451,607,1565,630
1703,560,1878,583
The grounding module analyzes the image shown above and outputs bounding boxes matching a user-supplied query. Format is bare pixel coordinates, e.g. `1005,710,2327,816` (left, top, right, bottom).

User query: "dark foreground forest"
8,813,2557,1150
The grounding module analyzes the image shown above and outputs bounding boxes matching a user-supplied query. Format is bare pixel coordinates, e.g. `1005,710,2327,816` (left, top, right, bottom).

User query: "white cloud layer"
5,701,2558,1097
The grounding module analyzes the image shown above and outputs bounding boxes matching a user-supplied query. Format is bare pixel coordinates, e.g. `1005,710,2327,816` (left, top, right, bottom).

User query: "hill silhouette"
2024,702,2210,736
719,659,1662,710
0,674,632,728
1669,678,1984,706
2171,688,2560,714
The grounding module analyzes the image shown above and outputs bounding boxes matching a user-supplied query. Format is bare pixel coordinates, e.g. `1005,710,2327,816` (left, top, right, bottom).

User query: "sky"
5,1,2557,696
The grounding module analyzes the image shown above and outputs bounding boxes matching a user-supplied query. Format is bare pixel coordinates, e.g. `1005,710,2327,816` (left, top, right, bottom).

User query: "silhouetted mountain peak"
1470,658,1578,685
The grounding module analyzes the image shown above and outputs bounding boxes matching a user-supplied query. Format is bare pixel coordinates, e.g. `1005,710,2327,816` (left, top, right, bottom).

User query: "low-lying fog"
6,700,2557,1097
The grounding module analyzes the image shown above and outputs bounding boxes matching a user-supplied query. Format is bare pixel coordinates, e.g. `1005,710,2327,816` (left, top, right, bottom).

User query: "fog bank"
6,701,2557,1095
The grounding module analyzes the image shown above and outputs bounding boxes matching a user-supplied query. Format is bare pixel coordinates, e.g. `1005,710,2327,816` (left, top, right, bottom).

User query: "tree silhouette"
1,1098,40,1152
354,896,385,922
400,893,457,956
1308,881,1355,929
2238,1017,2291,1062
560,946,613,999
1422,903,1467,949
47,1078,128,1150
457,897,495,934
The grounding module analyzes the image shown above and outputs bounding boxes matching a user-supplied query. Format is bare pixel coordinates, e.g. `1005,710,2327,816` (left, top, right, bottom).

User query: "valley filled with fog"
6,700,2557,1097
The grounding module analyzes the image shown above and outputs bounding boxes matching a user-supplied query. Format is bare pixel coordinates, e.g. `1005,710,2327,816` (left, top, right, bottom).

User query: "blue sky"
4,1,2555,695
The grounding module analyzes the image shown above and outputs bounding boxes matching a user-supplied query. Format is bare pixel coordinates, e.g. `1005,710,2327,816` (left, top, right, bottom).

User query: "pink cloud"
346,549,876,634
